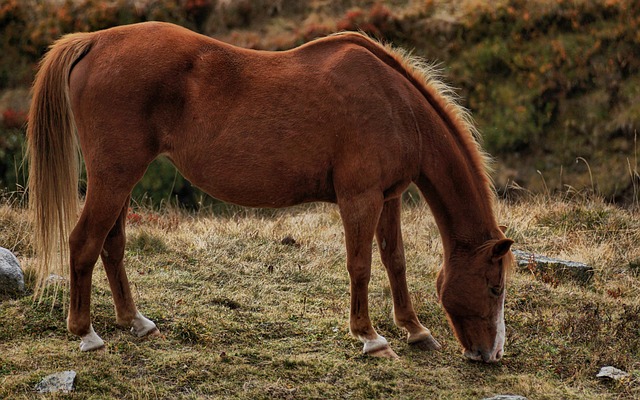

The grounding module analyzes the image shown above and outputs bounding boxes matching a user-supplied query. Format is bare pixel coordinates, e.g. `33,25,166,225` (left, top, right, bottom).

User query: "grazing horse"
28,22,514,362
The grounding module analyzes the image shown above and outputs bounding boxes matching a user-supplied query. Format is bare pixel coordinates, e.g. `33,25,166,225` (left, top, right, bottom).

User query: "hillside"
0,0,639,205
1,194,640,398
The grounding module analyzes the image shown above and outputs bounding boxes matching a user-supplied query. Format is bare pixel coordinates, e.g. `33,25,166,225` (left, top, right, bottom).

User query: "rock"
0,247,24,297
46,274,68,286
483,396,528,400
34,370,77,394
512,250,594,285
596,366,629,381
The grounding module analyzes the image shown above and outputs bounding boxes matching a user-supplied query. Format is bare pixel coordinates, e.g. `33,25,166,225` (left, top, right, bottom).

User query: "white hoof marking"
80,325,105,352
363,335,389,354
130,312,157,337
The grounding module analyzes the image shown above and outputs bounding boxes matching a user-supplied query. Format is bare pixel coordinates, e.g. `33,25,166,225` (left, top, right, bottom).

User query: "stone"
483,396,528,400
35,370,77,394
596,366,629,381
512,250,594,285
46,274,68,286
0,247,24,297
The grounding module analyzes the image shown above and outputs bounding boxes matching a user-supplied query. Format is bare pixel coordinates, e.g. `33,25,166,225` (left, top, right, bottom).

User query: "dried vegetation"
1,193,640,398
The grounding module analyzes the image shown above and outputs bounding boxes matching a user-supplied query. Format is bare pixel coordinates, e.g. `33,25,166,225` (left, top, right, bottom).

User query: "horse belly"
171,149,336,208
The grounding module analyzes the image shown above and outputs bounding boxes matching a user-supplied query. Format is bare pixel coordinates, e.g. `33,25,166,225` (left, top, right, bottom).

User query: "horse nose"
481,351,502,363
482,348,503,363
464,348,503,363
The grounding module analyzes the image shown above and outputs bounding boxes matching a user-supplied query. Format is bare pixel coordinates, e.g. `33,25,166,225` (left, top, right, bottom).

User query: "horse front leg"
375,198,441,351
100,197,158,338
339,192,397,358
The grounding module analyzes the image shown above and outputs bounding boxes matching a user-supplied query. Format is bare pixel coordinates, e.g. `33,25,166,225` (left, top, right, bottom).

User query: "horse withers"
27,22,514,362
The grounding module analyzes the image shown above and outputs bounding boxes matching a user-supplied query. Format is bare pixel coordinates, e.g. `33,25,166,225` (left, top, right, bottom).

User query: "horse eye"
489,286,503,297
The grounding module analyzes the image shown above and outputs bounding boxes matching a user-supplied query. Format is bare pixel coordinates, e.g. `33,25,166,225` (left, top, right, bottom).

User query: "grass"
1,194,640,398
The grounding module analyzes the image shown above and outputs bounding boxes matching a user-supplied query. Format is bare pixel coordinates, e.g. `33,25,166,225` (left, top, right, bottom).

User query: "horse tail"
27,32,94,297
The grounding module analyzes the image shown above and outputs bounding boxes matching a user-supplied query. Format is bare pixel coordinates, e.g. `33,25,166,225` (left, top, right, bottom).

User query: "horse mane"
327,32,496,205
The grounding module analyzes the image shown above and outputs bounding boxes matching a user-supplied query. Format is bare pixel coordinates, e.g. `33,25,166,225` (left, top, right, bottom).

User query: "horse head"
436,237,514,363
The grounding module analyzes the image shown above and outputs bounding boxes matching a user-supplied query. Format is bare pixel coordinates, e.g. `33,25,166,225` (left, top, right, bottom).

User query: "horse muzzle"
464,347,503,363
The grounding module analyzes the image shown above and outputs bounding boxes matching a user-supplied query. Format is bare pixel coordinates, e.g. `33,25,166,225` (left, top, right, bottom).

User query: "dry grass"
1,195,640,399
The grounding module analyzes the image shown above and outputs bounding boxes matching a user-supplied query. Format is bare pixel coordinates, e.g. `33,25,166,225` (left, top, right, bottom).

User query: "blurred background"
0,0,638,207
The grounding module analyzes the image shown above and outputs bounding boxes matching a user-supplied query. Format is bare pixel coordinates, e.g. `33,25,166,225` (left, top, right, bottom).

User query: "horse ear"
498,225,508,233
492,238,514,261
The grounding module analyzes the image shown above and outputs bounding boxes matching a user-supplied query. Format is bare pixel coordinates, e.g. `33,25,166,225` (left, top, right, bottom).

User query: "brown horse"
28,22,514,362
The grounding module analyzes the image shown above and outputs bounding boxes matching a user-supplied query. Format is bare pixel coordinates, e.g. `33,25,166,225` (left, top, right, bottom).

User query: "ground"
1,194,639,399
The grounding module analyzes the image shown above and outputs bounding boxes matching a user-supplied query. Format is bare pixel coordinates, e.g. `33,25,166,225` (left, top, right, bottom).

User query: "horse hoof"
130,312,158,338
367,345,400,359
140,328,163,340
408,333,442,351
79,325,105,352
80,341,105,352
362,335,399,359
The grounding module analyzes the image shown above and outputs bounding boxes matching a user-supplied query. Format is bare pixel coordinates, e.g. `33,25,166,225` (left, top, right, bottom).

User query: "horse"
27,21,514,362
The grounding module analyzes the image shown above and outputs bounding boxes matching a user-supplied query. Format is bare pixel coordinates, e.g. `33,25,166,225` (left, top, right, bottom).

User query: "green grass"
1,196,640,398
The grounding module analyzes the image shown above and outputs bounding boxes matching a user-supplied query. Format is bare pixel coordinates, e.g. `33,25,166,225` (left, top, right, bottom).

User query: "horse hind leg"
100,196,158,338
67,161,151,351
375,198,441,351
338,191,398,359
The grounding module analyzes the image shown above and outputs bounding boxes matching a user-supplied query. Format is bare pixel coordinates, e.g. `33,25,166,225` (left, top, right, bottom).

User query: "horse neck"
415,109,498,257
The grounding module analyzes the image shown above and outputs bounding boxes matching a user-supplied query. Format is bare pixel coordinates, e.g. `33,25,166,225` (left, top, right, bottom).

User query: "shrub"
336,3,401,40
0,126,26,192
184,0,213,32
1,108,26,129
298,21,334,43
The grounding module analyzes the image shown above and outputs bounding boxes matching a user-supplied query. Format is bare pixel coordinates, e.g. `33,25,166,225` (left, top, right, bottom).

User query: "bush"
449,0,640,157
336,3,401,40
0,0,196,90
132,158,210,209
0,127,26,193
2,0,640,203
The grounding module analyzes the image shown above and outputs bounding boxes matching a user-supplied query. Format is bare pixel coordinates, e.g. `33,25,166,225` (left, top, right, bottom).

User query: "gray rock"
512,250,594,285
35,370,76,394
0,247,24,297
46,274,68,286
596,366,629,381
483,396,528,400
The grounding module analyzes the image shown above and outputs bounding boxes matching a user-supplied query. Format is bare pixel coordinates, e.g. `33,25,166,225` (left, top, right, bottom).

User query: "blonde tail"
27,33,94,297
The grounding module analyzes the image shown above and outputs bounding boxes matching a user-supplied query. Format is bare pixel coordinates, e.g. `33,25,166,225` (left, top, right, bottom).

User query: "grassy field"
1,194,640,399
